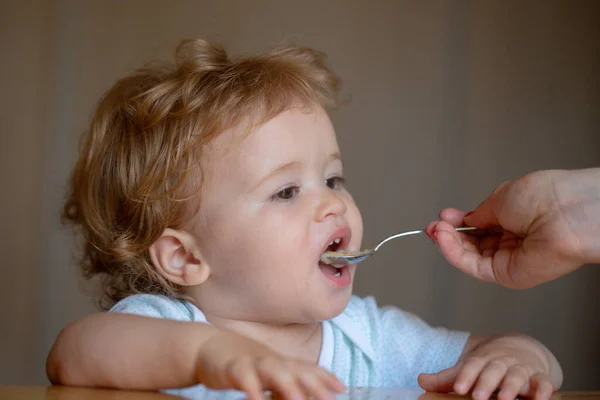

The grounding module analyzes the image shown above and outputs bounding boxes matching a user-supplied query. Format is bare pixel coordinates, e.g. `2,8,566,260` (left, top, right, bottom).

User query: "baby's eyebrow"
251,161,301,191
328,152,345,170
329,152,342,164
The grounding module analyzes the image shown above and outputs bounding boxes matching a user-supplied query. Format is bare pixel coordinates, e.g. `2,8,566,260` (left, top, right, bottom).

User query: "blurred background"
1,0,599,390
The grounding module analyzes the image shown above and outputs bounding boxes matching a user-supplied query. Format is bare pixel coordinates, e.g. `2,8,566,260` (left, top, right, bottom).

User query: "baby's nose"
315,190,347,221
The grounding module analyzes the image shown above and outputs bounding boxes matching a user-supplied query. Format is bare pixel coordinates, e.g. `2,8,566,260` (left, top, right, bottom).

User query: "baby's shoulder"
109,294,199,321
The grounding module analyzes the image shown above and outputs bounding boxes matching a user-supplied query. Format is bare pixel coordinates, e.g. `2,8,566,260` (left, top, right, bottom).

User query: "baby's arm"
419,334,562,400
47,313,343,400
47,313,214,388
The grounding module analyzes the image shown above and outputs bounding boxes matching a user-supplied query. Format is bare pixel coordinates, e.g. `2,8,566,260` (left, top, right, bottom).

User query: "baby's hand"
418,335,558,400
195,330,344,400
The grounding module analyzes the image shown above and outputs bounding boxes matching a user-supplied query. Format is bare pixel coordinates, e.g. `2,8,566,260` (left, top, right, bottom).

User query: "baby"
47,39,562,400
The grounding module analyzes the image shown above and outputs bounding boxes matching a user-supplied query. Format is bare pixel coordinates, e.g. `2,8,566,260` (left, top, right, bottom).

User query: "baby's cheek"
348,205,364,248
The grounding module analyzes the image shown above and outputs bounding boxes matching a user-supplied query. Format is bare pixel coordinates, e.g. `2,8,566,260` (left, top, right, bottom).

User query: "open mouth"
323,238,343,276
318,227,352,287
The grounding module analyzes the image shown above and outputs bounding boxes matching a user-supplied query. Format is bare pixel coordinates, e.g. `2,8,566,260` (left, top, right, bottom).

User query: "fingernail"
429,228,438,244
433,230,439,240
465,211,474,217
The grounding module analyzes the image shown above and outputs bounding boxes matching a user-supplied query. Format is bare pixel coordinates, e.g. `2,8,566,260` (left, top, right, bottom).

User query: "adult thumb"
463,181,509,229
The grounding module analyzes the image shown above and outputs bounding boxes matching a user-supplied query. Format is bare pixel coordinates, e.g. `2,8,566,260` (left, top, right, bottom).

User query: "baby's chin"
312,286,353,322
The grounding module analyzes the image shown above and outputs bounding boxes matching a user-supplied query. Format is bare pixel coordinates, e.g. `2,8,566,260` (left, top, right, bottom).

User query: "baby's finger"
255,361,304,400
227,361,266,400
497,365,529,400
236,370,265,400
298,372,336,400
453,357,488,395
471,360,509,400
417,365,460,393
529,373,554,400
315,368,345,393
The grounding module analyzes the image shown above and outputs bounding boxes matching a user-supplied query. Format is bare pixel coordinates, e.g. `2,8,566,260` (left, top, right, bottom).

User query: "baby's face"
190,105,363,324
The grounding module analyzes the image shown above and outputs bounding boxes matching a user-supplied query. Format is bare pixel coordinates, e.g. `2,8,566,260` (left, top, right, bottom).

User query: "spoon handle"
373,226,480,252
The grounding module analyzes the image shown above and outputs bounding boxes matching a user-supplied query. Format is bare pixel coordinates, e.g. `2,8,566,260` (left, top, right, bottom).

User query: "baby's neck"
204,313,323,364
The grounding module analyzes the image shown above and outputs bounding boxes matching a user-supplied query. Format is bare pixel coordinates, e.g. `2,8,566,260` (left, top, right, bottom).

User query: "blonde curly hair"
63,38,342,310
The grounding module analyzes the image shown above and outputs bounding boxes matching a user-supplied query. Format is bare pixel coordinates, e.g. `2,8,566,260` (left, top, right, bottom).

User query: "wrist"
554,168,600,264
193,326,224,378
477,334,551,371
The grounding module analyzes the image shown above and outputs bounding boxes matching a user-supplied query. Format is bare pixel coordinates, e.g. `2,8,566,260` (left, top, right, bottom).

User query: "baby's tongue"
319,262,338,275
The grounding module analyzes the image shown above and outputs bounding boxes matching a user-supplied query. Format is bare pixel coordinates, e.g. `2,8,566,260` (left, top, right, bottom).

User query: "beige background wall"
1,0,598,390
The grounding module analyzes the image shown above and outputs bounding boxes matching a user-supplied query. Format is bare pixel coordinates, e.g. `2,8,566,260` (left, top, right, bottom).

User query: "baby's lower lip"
318,262,351,287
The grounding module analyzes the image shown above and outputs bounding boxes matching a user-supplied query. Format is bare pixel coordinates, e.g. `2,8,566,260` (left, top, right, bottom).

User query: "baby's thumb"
417,366,459,393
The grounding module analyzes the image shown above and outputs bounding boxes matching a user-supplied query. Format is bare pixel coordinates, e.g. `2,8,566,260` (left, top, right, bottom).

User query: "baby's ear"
149,228,210,286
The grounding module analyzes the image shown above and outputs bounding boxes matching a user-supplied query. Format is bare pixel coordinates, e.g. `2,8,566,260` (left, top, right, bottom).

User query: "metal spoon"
320,226,480,267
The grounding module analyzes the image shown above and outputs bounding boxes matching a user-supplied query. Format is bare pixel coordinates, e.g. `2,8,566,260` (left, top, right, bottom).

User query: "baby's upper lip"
320,225,352,259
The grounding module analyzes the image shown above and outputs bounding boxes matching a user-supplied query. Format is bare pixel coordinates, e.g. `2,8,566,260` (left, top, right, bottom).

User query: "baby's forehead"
201,108,284,155
202,126,274,175
200,104,336,167
196,122,264,181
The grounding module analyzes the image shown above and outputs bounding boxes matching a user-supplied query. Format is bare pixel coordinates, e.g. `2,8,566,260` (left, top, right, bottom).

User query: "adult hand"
426,169,600,288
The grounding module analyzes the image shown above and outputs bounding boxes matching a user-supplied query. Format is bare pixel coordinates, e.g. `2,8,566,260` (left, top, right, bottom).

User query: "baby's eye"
272,186,300,201
326,176,345,190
